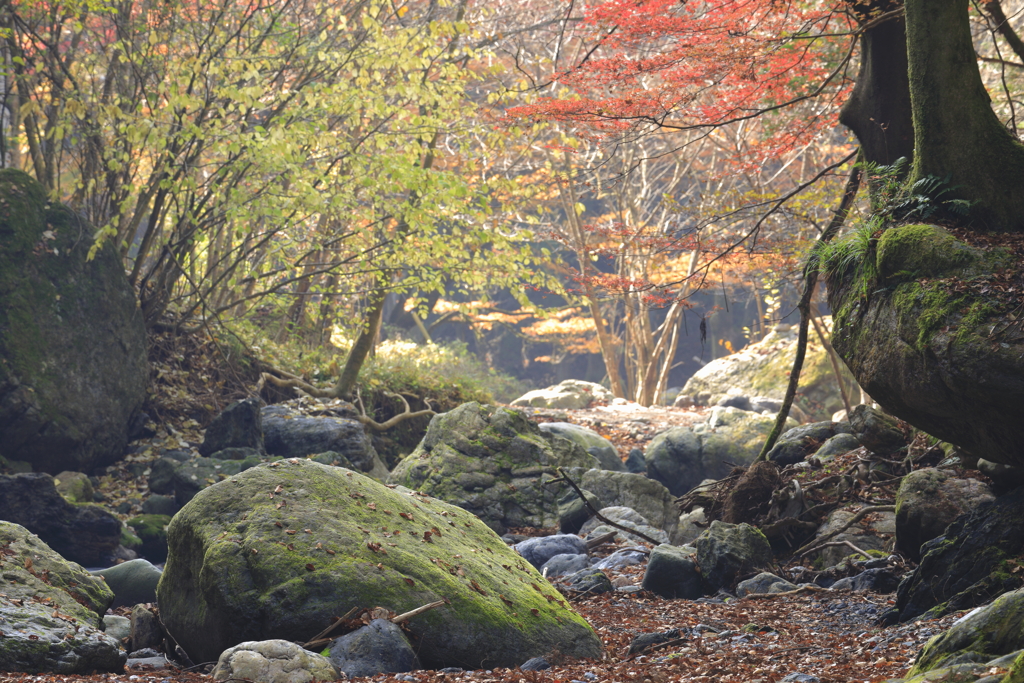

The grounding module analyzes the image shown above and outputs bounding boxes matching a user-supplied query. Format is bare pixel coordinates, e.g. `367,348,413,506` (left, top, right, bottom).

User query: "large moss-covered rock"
388,403,597,533
538,422,625,471
826,223,1024,467
0,522,124,673
895,468,993,561
893,486,1024,622
695,521,773,591
576,469,678,536
157,459,601,668
0,169,147,473
681,322,853,421
909,588,1024,677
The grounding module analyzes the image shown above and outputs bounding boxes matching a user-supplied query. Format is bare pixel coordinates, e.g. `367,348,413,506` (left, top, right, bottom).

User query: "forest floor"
3,403,985,683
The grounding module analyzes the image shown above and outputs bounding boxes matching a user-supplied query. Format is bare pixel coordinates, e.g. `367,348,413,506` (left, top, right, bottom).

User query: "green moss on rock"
157,459,601,669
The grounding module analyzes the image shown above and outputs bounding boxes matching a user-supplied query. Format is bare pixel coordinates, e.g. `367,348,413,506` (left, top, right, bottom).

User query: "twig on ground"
555,467,664,545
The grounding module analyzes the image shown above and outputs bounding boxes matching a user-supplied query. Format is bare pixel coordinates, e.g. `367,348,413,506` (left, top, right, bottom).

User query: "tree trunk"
905,0,1024,230
333,285,387,399
838,9,915,175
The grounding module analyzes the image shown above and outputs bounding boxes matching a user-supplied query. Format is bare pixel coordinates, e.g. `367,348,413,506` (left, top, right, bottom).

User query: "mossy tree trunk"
905,0,1024,230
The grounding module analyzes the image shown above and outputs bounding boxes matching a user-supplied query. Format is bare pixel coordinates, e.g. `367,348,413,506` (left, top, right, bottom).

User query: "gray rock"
580,507,669,545
830,568,899,593
213,640,338,683
170,455,263,505
0,521,124,674
977,459,1024,490
157,459,602,669
909,588,1024,676
541,553,590,577
328,619,419,678
671,507,707,546
848,404,907,456
577,469,677,537
262,404,387,480
780,674,820,683
126,514,172,564
558,488,602,535
641,544,702,599
130,605,164,653
520,656,551,671
390,403,598,534
627,629,680,655
127,654,174,670
736,572,798,597
103,615,131,643
92,558,163,608
200,398,265,457
695,521,773,591
539,422,625,471
894,487,1024,623
0,170,148,474
563,568,613,594
811,506,895,568
142,494,179,517
516,534,588,569
510,380,614,410
767,421,852,466
54,471,94,504
591,549,647,571
147,457,180,495
625,448,646,474
0,473,122,566
895,468,994,560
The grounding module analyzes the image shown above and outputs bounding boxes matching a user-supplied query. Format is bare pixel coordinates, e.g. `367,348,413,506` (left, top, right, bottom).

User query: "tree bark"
905,0,1024,230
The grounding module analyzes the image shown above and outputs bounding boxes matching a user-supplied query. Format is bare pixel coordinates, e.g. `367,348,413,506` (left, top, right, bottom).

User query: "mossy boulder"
0,521,124,673
810,505,895,568
893,486,1024,622
157,459,602,668
895,468,993,561
695,521,773,591
681,322,855,421
127,514,173,563
388,403,598,534
0,169,147,473
826,223,1024,467
576,469,678,536
909,588,1024,677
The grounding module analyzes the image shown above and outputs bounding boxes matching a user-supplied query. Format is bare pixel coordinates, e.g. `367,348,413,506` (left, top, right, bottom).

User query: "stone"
0,521,124,673
830,568,900,593
328,619,419,678
558,488,602,535
680,322,852,421
825,224,1024,467
200,398,265,457
510,380,614,410
127,514,172,564
695,521,773,591
538,422,625,471
147,457,181,495
563,568,613,595
520,656,551,671
893,487,1024,622
848,404,907,456
0,473,122,566
591,549,647,571
54,471,94,503
977,459,1024,491
811,433,861,461
130,605,164,653
92,558,162,608
810,506,896,568
389,403,598,534
142,494,179,517
262,403,388,480
641,544,702,599
895,468,994,561
170,455,263,506
580,507,669,545
736,572,798,597
212,640,338,683
540,553,590,577
103,615,131,643
515,534,588,569
909,588,1024,677
627,629,681,656
644,408,792,496
157,459,602,668
625,448,646,474
0,170,148,474
576,469,677,538
767,421,853,466
672,507,708,546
